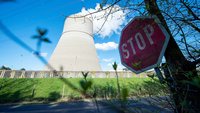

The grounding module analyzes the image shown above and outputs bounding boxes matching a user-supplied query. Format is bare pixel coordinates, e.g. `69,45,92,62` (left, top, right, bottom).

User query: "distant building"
45,14,101,71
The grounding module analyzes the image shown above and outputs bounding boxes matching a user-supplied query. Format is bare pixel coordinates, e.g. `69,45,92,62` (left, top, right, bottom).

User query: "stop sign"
119,16,170,74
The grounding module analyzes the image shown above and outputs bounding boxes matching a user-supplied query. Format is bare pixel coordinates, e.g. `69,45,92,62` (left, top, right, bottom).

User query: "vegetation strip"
0,78,169,103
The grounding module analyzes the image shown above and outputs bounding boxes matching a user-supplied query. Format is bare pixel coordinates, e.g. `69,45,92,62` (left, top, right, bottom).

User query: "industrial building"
45,14,101,71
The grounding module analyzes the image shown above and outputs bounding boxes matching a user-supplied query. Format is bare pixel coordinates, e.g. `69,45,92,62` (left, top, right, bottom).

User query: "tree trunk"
144,0,200,112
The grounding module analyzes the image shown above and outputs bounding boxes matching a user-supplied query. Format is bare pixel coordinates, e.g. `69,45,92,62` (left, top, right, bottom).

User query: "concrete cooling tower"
46,14,101,71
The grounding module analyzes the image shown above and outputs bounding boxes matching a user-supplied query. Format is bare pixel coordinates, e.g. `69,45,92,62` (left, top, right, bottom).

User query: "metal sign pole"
154,67,165,83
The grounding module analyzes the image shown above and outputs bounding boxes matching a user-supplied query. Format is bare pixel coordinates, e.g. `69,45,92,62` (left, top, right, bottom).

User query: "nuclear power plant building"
45,14,101,71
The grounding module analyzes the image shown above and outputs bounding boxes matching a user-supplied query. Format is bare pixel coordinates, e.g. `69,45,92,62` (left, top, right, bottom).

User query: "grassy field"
0,77,169,103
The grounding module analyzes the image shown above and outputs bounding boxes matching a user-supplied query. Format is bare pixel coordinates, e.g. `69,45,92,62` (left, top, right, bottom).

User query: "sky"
0,0,128,71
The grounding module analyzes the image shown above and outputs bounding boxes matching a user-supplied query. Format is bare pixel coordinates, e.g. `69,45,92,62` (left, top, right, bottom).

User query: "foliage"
20,68,26,71
0,65,11,70
112,62,117,71
81,72,89,81
32,28,51,53
79,72,92,95
0,78,169,103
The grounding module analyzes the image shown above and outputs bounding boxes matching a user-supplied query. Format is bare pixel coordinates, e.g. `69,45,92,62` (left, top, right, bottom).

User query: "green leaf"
147,74,155,79
121,87,128,101
132,61,141,68
42,38,51,43
81,72,89,80
112,62,117,71
79,80,92,92
37,28,47,36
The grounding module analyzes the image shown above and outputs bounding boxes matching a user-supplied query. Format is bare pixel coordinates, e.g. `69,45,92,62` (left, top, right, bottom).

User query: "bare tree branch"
67,0,121,18
180,0,200,21
162,11,196,61
180,19,200,33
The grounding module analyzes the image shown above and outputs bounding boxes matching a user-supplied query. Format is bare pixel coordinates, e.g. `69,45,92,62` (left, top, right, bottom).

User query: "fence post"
21,71,25,78
62,84,65,99
31,72,35,78
0,70,6,78
10,71,15,78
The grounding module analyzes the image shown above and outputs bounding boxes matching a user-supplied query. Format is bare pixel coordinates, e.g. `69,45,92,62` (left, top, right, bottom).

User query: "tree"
144,1,199,112
0,65,11,70
20,68,26,71
82,0,200,112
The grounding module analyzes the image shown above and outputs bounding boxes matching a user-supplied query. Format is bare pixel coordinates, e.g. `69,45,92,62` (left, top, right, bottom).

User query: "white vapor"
78,3,127,38
95,42,118,51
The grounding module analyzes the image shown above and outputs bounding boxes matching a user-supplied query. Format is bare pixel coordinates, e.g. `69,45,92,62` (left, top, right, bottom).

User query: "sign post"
119,16,170,74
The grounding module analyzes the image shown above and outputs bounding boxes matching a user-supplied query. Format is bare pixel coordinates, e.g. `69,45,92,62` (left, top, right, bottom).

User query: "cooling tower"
46,14,101,71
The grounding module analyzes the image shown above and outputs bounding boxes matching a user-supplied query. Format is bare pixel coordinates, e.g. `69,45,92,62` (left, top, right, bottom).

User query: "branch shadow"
0,78,38,103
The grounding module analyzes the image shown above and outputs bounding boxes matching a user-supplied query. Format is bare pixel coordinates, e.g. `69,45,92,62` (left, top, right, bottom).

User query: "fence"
0,70,149,78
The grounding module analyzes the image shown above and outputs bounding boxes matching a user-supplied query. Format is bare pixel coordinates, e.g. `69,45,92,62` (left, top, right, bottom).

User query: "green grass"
0,77,169,103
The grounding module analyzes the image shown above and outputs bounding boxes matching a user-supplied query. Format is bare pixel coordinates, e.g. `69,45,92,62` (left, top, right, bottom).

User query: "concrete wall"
0,70,148,78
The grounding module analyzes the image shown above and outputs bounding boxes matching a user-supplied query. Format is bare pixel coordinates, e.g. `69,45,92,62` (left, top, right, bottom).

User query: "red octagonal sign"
119,16,170,74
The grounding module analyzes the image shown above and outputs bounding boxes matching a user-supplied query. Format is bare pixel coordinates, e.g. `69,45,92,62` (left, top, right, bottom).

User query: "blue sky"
0,0,127,71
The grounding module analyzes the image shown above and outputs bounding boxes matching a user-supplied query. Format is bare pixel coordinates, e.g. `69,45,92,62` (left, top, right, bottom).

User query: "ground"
0,98,173,113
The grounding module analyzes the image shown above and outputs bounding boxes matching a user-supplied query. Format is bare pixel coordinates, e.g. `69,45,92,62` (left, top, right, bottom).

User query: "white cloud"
78,3,127,38
95,42,118,51
102,58,113,62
